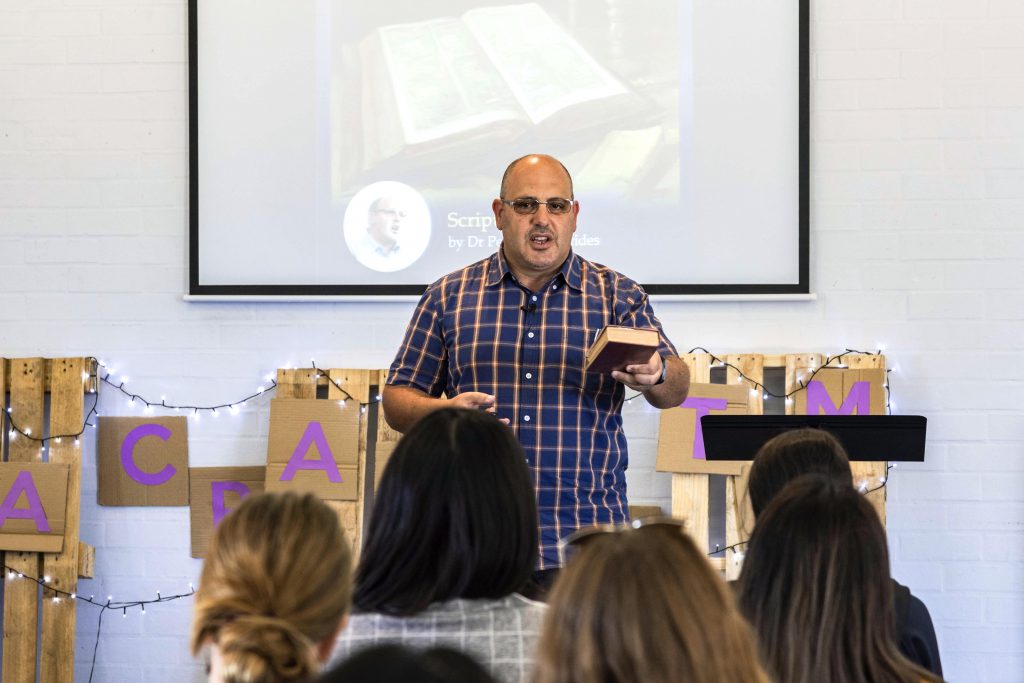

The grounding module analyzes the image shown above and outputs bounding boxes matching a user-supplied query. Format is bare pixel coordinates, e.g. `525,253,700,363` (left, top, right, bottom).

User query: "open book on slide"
585,326,660,374
358,3,657,169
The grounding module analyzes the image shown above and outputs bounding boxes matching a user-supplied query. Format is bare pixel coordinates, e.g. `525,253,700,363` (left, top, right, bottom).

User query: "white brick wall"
1,1,1022,681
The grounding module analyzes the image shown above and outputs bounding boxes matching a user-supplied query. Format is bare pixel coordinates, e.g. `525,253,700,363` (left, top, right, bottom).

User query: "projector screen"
189,0,808,297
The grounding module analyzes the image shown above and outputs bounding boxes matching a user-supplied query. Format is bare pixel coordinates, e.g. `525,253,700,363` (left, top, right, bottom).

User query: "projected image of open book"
356,3,661,173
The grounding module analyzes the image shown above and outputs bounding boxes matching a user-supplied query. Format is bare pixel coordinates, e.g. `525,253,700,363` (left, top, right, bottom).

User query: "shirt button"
552,284,558,290
528,332,535,339
523,415,531,422
531,295,538,301
525,372,533,379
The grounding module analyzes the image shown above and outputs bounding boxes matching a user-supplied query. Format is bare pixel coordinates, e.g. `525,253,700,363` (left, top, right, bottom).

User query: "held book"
585,326,659,374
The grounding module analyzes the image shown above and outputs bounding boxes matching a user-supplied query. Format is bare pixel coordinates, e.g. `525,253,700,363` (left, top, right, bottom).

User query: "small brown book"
585,326,660,374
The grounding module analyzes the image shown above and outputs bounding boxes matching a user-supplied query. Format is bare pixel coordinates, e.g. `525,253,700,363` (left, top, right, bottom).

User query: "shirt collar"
486,246,583,292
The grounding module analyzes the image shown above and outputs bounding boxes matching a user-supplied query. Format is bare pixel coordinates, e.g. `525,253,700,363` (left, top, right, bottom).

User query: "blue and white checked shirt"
387,249,678,569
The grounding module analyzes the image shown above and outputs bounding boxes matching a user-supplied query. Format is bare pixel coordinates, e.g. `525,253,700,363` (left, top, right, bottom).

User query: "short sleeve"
614,279,678,357
386,284,448,396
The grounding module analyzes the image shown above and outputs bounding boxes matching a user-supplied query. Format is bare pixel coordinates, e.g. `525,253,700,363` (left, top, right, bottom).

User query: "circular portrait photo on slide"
343,181,432,273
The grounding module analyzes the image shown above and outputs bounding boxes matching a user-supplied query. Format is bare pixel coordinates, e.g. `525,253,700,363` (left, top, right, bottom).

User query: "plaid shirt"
331,595,546,683
387,249,677,569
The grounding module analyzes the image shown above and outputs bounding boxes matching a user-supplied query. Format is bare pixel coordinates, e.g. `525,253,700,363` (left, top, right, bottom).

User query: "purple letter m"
806,380,871,415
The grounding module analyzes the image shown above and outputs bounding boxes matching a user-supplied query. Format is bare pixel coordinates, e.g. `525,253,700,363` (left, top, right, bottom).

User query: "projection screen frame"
187,0,810,298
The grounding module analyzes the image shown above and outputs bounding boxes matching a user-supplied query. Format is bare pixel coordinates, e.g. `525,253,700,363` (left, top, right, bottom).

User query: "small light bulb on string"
24,427,31,436
257,386,265,394
857,479,869,493
81,371,89,381
375,394,382,402
229,405,239,416
749,388,757,397
121,376,130,385
337,400,346,409
211,409,219,418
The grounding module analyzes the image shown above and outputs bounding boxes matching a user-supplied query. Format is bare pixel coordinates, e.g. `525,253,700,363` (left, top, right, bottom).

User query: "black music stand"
700,415,927,462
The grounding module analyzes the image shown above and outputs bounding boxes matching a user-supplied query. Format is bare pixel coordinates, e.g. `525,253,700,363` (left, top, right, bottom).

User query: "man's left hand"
611,351,664,393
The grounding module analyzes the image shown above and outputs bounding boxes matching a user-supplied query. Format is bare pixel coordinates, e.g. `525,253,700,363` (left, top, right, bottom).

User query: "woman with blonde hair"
534,519,770,683
191,491,352,683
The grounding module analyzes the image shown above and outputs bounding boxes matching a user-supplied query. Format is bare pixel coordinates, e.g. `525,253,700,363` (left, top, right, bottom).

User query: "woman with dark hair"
535,519,770,683
330,408,543,683
745,427,942,676
738,475,943,683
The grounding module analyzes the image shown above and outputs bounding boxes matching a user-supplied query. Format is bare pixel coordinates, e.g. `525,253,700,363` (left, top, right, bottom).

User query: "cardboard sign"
265,399,359,500
189,466,266,558
0,463,70,552
656,383,750,475
794,368,886,416
98,417,189,506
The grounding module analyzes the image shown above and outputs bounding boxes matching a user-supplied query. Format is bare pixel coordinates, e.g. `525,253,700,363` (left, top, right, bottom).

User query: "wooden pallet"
274,367,389,561
1,357,97,683
672,352,888,579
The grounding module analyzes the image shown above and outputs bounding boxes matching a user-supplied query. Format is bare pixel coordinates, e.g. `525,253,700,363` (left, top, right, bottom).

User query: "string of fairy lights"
625,347,894,414
0,349,897,675
1,561,195,683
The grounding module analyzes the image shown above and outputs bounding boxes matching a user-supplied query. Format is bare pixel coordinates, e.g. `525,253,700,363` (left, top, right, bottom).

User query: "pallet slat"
3,358,46,683
40,358,87,683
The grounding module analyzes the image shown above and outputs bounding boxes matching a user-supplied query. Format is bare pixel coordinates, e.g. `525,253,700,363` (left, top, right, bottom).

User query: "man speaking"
383,154,689,593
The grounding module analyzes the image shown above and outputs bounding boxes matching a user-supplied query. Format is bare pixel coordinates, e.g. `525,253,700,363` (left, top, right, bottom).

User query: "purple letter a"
0,471,50,532
280,421,343,483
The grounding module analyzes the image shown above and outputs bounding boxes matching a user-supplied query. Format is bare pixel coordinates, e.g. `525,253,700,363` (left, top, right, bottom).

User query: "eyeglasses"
501,197,575,215
558,516,688,564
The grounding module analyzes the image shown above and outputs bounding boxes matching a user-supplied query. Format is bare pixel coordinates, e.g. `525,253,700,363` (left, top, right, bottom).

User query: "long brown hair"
191,491,352,683
738,475,942,683
535,525,770,683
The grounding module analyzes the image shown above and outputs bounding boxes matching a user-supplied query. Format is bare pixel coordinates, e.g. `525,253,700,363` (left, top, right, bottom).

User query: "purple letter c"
120,423,176,486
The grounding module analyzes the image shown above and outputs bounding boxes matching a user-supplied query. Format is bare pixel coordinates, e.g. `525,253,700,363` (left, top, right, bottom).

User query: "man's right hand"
382,385,510,433
448,392,510,424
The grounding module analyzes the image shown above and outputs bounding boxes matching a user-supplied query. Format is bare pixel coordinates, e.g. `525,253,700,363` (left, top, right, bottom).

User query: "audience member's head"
738,475,941,683
318,644,496,683
354,407,538,615
747,427,852,516
191,491,352,683
535,520,770,683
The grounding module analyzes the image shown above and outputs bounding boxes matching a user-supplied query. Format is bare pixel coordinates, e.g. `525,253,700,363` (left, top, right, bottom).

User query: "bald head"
499,154,574,200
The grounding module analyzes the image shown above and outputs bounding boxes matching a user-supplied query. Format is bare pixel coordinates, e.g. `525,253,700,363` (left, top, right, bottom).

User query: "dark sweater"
892,579,943,677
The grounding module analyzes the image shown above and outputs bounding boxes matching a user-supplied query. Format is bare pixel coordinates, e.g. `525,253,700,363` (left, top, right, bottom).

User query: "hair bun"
216,614,319,683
